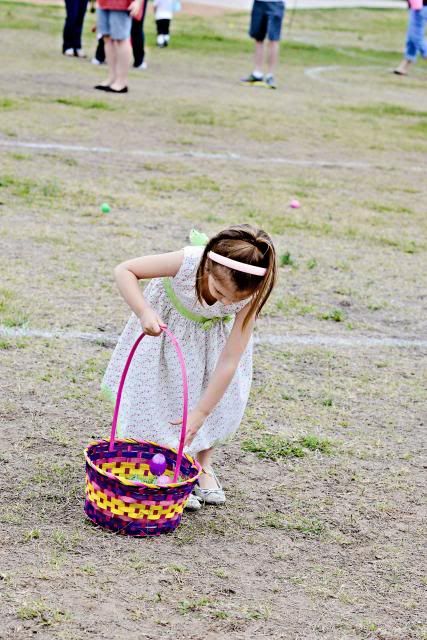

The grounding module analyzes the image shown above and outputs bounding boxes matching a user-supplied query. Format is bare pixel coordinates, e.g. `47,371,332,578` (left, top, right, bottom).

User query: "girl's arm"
114,250,184,335
178,303,255,445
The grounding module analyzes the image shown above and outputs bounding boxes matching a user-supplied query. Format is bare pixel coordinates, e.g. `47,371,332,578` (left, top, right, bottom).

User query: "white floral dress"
102,246,253,455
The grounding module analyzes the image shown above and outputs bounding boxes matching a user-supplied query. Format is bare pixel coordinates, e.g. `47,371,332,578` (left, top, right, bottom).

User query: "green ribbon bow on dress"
162,277,232,330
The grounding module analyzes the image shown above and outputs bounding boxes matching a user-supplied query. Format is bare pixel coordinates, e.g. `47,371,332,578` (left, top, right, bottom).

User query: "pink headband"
208,251,267,276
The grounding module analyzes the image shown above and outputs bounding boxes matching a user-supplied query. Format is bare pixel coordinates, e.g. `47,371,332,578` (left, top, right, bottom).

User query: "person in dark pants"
131,1,148,68
63,0,89,57
154,0,174,47
156,18,171,47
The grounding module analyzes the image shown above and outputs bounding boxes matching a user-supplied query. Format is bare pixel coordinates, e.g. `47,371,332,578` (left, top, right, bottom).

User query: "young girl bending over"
102,224,277,510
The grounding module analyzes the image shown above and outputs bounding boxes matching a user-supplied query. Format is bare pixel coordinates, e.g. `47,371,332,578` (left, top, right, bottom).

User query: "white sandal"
194,468,226,505
185,492,202,511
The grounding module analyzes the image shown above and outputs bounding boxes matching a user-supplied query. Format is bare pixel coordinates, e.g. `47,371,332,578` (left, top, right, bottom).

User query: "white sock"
253,69,263,79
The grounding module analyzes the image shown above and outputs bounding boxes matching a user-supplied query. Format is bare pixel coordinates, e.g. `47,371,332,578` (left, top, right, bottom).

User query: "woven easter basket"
84,328,202,537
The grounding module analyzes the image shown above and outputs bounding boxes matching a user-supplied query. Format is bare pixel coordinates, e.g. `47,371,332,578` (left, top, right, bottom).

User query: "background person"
94,0,143,93
394,0,427,75
241,0,286,89
63,0,89,57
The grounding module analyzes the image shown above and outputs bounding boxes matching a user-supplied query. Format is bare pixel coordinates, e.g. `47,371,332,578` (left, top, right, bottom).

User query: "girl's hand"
170,408,207,447
140,308,165,336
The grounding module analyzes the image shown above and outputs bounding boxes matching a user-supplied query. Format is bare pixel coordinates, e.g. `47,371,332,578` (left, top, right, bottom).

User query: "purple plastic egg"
157,474,171,486
149,453,167,476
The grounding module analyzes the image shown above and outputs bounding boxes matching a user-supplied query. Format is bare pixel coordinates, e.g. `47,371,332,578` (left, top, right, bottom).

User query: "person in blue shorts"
241,0,285,89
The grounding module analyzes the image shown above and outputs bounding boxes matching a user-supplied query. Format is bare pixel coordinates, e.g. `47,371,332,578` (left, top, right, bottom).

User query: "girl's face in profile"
206,269,251,306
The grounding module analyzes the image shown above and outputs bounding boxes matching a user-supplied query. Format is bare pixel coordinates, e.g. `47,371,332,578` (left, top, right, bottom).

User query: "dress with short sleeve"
102,246,253,455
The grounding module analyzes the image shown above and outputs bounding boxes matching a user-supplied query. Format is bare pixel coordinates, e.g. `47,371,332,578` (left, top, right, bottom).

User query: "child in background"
154,0,175,47
394,0,427,76
102,225,277,510
62,0,89,57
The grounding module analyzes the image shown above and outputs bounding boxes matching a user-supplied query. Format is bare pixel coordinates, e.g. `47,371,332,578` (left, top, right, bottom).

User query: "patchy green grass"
16,600,70,626
261,512,325,536
242,434,333,461
0,174,64,201
341,103,427,118
0,97,19,109
55,97,117,111
280,251,296,267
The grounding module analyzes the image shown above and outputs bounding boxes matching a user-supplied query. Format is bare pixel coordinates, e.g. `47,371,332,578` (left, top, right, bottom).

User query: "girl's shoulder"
183,245,204,259
173,245,204,281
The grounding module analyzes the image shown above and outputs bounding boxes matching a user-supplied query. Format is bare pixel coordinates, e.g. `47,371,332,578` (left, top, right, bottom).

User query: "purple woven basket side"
84,499,183,536
84,439,200,537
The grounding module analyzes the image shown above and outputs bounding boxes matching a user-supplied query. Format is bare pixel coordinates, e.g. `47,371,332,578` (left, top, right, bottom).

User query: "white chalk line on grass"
1,325,426,350
304,66,343,82
0,139,371,170
304,64,387,84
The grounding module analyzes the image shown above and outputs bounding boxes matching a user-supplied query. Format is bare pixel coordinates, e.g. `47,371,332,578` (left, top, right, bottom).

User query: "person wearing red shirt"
94,0,143,93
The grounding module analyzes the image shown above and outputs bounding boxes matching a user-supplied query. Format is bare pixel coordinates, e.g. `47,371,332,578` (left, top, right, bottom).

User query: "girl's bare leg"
196,448,219,489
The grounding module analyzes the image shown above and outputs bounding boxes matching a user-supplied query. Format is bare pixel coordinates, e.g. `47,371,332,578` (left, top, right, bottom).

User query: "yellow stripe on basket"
99,461,151,477
86,480,185,520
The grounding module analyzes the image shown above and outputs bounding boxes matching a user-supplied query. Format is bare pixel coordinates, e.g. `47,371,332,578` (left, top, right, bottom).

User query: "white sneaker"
194,469,226,505
75,49,86,58
157,35,165,47
63,48,75,57
91,57,102,65
134,61,147,70
185,492,202,511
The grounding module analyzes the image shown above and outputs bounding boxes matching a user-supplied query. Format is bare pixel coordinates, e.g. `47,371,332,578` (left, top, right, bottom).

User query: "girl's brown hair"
195,224,277,329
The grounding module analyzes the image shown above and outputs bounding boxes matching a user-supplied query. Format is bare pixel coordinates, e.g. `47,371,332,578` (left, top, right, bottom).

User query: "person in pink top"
94,0,143,93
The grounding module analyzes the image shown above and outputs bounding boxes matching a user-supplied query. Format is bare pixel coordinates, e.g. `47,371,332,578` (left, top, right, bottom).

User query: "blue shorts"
97,8,132,41
249,0,285,42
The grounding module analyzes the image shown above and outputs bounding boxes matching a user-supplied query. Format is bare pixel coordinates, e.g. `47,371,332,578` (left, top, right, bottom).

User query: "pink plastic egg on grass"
157,474,171,486
149,453,167,476
290,199,301,209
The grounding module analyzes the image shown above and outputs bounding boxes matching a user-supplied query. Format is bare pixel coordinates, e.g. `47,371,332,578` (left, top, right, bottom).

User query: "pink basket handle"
108,327,188,483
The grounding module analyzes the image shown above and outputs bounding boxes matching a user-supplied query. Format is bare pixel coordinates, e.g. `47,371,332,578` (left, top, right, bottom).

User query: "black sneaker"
240,72,264,86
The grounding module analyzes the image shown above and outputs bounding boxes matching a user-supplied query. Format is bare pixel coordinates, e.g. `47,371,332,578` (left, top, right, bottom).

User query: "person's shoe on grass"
240,71,264,85
265,74,277,89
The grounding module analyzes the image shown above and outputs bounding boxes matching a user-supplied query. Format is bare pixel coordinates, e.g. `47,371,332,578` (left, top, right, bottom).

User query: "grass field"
0,2,426,639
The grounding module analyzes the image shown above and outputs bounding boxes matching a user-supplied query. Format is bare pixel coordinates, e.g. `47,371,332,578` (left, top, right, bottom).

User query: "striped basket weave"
84,329,201,537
